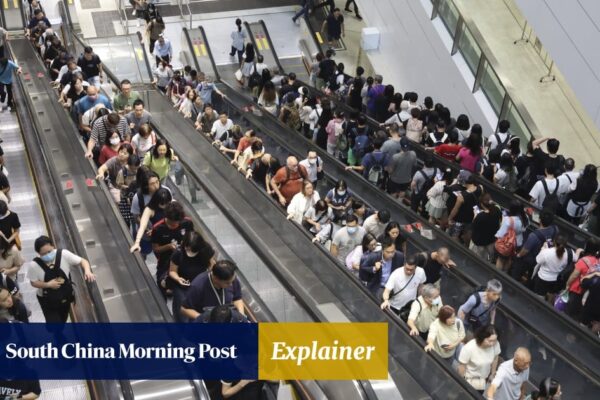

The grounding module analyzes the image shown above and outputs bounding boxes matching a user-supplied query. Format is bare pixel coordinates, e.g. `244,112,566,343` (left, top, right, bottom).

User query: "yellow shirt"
408,296,442,333
427,318,465,359
143,152,171,181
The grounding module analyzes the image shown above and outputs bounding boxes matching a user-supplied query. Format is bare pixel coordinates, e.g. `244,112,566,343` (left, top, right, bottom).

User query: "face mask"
110,138,120,145
308,158,317,165
41,249,57,264
347,227,357,235
337,190,346,196
431,297,441,306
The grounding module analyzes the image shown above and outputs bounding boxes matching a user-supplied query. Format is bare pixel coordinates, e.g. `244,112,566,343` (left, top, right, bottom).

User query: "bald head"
286,156,299,170
513,347,531,372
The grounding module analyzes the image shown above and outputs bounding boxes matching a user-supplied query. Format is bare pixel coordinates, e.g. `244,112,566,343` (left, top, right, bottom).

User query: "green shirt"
143,151,171,181
113,91,141,112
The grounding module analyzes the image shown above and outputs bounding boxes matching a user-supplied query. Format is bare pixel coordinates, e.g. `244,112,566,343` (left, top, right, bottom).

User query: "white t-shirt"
385,267,426,309
528,178,559,206
362,214,386,238
557,171,580,204
131,132,157,159
210,119,234,140
458,339,501,390
491,359,529,400
535,245,577,281
488,132,511,150
27,249,83,297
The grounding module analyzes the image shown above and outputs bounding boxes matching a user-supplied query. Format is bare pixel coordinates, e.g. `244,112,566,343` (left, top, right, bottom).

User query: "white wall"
514,0,600,131
354,0,493,133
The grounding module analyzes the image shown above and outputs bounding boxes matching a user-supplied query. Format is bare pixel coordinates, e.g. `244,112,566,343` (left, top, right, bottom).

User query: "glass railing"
431,0,536,149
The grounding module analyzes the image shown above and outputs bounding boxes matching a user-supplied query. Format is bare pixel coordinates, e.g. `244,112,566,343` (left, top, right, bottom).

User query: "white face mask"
337,190,346,196
431,297,441,306
308,158,317,165
110,138,120,145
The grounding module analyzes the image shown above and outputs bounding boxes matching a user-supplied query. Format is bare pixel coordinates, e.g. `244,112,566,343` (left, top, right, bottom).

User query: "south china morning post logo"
258,323,388,380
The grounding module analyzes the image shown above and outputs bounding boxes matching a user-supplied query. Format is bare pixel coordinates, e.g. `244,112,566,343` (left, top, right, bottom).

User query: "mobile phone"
441,344,450,350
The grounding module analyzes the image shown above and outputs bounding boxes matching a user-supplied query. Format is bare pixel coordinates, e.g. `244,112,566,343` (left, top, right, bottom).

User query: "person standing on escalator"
0,57,21,112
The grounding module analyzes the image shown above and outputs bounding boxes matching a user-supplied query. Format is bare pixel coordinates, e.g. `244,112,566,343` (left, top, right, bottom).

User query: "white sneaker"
132,10,137,16
136,20,140,27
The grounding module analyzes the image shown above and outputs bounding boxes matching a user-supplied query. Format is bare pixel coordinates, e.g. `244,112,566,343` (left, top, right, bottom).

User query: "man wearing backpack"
270,156,308,206
346,139,389,188
410,157,438,215
486,119,512,154
386,138,417,199
458,279,502,332
27,235,95,322
528,162,561,211
351,122,371,165
512,210,559,284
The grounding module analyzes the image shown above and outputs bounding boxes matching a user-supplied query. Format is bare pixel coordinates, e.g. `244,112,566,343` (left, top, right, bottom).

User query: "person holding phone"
425,305,465,362
169,231,216,322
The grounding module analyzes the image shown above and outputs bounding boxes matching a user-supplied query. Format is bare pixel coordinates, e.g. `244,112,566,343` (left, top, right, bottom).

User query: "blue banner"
0,323,258,380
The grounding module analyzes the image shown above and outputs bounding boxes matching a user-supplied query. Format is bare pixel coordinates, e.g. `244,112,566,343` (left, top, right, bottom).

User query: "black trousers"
313,0,335,13
345,0,360,14
38,295,70,323
155,54,170,67
0,82,13,107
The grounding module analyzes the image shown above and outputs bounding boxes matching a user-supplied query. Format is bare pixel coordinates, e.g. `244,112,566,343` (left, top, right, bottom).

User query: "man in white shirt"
487,119,512,151
299,150,323,186
210,112,234,141
528,163,567,208
380,255,426,313
557,158,579,206
362,209,390,238
486,347,531,400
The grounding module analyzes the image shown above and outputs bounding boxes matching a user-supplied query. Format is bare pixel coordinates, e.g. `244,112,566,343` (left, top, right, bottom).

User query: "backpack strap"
567,248,573,266
565,174,572,184
541,179,550,197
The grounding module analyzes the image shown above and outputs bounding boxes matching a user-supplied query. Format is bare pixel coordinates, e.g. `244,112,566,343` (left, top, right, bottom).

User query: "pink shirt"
326,118,343,145
457,147,481,173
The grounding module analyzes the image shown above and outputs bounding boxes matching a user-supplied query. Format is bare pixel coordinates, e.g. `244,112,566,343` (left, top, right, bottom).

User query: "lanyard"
208,273,225,306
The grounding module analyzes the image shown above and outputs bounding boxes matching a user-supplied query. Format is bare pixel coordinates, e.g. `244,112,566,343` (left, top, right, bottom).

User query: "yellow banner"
259,323,387,380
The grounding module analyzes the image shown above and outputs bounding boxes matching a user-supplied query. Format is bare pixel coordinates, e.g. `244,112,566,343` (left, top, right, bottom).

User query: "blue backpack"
353,135,370,159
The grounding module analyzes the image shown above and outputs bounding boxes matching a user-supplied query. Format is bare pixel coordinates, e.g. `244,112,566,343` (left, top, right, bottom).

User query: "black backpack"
417,168,437,196
33,250,75,305
541,179,560,212
488,133,512,161
464,287,499,329
556,248,574,287
248,64,261,89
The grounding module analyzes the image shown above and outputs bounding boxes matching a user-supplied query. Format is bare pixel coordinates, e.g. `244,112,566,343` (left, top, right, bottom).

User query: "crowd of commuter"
0,1,595,398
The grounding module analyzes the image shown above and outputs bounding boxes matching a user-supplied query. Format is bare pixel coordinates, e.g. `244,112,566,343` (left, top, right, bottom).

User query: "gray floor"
1,103,88,398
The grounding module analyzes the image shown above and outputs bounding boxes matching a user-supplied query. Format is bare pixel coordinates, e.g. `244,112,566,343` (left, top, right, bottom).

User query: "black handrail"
136,30,154,81
197,25,220,81
182,27,201,72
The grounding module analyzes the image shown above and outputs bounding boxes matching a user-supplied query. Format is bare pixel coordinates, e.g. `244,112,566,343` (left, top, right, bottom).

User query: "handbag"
495,217,517,257
234,68,243,82
554,289,569,312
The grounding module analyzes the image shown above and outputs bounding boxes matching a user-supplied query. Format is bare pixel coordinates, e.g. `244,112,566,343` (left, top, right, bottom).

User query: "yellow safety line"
3,0,8,10
68,0,73,3
12,0,17,9
135,48,143,61
193,45,200,57
200,44,207,56
262,38,269,50
255,38,263,51
315,32,323,44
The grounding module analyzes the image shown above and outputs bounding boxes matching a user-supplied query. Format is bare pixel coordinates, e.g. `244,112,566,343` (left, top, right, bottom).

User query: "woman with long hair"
238,42,255,86
425,168,453,227
456,127,483,173
494,200,528,272
229,18,246,64
258,81,279,116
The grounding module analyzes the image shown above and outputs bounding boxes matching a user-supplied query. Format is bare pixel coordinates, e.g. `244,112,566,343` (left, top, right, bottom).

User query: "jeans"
171,285,190,322
292,3,310,22
230,46,244,64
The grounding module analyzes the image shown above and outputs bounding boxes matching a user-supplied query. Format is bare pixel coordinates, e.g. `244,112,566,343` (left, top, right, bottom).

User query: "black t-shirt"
318,58,336,80
471,207,502,246
0,379,42,398
182,271,242,313
0,172,8,191
0,212,20,243
423,254,444,284
533,148,564,177
251,158,281,188
77,54,102,78
455,187,482,223
326,14,344,37
170,246,215,282
151,218,194,270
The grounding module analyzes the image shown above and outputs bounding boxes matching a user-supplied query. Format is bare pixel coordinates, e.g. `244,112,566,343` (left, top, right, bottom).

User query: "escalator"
187,25,600,399
0,0,25,31
10,38,206,399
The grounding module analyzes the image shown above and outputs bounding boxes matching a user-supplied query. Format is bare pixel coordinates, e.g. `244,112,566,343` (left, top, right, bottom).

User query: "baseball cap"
400,137,410,150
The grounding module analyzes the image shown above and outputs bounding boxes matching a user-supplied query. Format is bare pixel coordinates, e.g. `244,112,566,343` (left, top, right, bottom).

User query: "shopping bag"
234,69,243,82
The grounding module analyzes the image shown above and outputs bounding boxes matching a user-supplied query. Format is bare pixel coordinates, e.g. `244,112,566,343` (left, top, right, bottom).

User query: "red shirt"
435,143,462,162
272,165,308,204
569,255,599,294
99,145,119,165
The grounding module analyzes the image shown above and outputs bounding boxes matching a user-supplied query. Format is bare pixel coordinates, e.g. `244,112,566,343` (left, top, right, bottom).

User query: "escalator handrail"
136,30,154,81
197,25,221,81
302,14,325,56
182,27,201,73
211,77,600,384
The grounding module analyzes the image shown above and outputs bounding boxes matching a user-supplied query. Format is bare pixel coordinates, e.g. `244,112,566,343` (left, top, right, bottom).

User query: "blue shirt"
361,150,389,179
0,61,18,84
196,82,215,105
153,39,173,58
76,94,113,115
381,259,392,286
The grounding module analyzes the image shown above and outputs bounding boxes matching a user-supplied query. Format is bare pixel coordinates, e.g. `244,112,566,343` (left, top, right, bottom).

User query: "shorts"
533,276,561,296
387,180,409,194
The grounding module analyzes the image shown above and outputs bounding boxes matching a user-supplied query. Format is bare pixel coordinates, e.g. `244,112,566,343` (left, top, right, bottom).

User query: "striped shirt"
90,115,131,146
